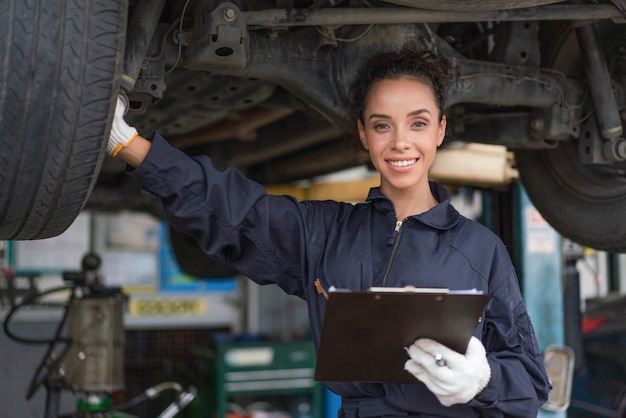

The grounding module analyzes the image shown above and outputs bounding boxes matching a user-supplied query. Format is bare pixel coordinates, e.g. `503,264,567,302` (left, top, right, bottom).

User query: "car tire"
516,145,626,251
169,226,239,279
0,0,127,240
515,21,626,252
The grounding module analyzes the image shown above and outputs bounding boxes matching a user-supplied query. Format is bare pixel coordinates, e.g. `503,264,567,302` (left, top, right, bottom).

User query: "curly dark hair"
344,49,457,150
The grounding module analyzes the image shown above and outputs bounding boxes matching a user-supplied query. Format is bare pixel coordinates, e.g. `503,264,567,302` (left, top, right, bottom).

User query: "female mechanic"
107,49,551,417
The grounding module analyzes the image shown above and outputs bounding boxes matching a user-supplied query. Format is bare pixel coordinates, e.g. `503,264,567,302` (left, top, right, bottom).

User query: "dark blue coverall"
129,134,551,417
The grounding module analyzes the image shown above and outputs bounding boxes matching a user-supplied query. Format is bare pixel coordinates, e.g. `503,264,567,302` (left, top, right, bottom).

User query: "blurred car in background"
570,293,626,417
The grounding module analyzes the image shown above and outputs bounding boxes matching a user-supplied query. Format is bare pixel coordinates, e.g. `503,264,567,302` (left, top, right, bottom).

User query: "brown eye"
374,122,389,130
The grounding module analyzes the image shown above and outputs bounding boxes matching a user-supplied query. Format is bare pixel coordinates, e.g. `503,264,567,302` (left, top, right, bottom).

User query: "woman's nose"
391,129,411,149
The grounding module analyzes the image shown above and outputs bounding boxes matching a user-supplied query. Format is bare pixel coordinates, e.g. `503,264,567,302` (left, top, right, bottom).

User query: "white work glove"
404,336,491,406
107,95,138,156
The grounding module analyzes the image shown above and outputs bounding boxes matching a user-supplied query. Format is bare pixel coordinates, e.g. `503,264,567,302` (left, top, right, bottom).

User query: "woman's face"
358,76,446,197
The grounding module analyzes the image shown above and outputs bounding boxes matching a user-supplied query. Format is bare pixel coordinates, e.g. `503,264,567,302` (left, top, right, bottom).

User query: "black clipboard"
314,287,489,384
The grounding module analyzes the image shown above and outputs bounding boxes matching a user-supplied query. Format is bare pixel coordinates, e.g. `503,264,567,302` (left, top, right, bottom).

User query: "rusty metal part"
168,107,294,148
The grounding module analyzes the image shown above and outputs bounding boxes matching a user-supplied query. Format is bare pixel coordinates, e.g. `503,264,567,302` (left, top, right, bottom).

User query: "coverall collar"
365,181,461,230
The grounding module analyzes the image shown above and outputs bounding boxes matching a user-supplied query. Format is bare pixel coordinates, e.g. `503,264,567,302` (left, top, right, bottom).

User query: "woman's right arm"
117,134,151,167
108,96,312,295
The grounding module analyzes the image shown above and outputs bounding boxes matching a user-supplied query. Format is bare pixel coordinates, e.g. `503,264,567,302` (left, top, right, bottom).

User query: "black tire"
381,0,564,11
0,0,127,240
516,145,626,251
169,226,239,279
515,21,626,251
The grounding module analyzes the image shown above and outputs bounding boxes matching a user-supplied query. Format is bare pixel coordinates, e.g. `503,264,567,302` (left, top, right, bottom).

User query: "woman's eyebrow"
408,108,432,117
367,113,390,120
366,108,432,121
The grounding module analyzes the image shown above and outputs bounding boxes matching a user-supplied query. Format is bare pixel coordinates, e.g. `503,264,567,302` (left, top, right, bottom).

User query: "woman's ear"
437,115,447,147
357,120,368,150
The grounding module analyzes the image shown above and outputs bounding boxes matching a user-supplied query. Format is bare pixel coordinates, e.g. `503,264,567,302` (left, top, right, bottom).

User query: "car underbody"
2,0,626,273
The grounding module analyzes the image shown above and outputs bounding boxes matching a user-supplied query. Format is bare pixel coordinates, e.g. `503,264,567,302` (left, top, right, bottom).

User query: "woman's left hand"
404,336,491,406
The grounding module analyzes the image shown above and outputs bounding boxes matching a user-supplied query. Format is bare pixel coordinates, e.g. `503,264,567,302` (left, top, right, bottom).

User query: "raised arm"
106,94,313,296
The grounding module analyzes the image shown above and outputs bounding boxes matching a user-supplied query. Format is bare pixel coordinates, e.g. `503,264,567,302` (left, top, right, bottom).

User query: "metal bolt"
603,137,626,162
223,8,236,22
530,118,544,131
616,139,626,160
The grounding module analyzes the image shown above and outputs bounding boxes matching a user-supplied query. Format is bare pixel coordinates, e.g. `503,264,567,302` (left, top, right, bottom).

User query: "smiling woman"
348,50,452,219
357,78,445,218
105,48,551,417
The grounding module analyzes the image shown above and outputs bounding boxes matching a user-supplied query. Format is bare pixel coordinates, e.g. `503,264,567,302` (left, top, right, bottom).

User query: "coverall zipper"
381,220,403,286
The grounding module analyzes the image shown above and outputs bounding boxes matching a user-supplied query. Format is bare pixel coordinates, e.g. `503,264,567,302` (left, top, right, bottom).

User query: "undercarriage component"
4,0,626,258
381,0,565,11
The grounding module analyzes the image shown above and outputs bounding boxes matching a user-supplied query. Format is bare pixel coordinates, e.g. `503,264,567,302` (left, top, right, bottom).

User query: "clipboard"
314,287,489,384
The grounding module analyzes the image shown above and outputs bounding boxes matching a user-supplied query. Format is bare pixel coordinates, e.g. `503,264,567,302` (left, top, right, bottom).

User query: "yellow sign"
129,298,206,316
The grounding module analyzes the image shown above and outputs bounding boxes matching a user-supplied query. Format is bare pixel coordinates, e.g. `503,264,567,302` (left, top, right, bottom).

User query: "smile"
388,159,417,167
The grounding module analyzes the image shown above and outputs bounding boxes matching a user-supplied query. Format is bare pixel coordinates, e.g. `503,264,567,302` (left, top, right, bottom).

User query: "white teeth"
389,159,416,167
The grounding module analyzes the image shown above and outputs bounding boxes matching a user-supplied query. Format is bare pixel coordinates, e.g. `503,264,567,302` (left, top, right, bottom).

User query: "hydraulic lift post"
513,184,569,417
